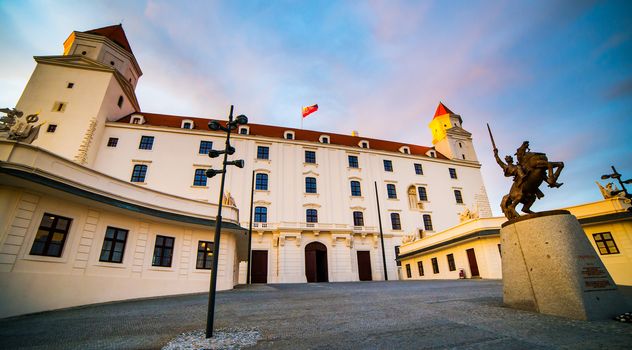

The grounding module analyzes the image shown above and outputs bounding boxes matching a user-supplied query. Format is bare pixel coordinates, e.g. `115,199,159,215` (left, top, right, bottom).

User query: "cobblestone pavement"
1,280,631,349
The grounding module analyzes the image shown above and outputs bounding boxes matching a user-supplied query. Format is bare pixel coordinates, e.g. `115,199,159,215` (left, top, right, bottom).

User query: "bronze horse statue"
488,124,564,220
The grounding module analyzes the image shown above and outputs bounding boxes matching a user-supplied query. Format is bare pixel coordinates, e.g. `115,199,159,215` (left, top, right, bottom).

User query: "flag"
302,104,318,118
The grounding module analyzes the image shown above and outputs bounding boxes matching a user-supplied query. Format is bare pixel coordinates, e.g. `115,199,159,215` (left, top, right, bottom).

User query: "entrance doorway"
251,250,268,283
305,242,328,282
466,248,480,278
357,251,372,281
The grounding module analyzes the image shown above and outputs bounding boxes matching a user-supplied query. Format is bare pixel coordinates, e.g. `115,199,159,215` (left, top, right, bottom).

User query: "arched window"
255,173,269,190
306,209,318,223
350,181,361,196
454,189,463,204
407,186,417,209
423,214,433,231
254,207,267,223
305,177,317,193
390,213,401,230
130,164,148,182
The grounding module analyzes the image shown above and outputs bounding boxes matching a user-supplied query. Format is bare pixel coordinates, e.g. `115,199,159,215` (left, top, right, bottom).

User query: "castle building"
0,25,492,317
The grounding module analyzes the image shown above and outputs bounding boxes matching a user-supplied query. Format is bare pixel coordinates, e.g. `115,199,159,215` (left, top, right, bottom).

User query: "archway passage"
305,242,328,282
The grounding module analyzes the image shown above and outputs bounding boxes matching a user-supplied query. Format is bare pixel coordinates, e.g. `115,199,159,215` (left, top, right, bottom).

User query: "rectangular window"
353,211,364,226
67,82,74,89
498,244,502,257
383,160,393,172
52,101,66,112
99,226,128,263
255,173,269,190
348,155,359,168
285,132,293,140
306,209,318,223
107,137,118,147
257,146,269,160
196,241,214,269
449,168,458,179
454,190,463,204
254,207,267,223
387,184,397,199
130,164,148,182
432,257,439,274
305,150,316,164
423,214,433,231
139,136,154,150
29,213,72,257
418,187,428,201
395,246,401,266
390,213,401,230
321,137,329,144
414,163,423,175
152,235,174,267
305,177,317,193
405,264,412,278
239,128,248,135
117,95,124,108
447,253,456,271
417,261,424,276
47,124,57,133
199,141,213,154
593,232,620,255
193,169,207,186
350,181,361,196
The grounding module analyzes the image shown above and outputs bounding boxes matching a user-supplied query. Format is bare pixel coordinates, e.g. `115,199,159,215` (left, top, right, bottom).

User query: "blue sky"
1,0,631,216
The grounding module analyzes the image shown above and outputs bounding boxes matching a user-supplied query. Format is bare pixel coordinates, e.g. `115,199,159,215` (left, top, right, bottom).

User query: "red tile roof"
433,102,454,119
84,24,133,54
116,112,444,159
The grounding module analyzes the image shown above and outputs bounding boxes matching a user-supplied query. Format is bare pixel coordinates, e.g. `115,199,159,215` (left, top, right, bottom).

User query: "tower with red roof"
15,24,142,166
428,102,478,162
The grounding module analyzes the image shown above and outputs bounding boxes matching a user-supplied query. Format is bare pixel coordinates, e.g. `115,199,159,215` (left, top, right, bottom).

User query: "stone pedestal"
501,210,627,320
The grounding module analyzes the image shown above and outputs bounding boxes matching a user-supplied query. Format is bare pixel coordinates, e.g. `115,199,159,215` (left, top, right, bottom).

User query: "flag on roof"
302,104,318,118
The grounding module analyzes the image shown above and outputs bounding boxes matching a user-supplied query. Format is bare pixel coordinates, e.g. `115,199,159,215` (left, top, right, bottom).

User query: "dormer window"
400,146,410,154
427,150,436,158
129,114,145,125
359,140,369,149
284,131,295,140
239,126,249,135
319,135,330,144
181,120,194,129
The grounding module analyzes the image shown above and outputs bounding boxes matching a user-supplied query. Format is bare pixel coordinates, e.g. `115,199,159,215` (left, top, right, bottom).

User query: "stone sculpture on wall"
0,108,42,144
458,206,479,222
596,181,631,203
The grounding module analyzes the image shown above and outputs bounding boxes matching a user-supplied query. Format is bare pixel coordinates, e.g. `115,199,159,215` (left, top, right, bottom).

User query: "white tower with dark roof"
15,25,141,166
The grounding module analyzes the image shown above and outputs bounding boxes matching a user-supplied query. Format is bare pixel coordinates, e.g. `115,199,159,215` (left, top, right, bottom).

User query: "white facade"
1,25,494,315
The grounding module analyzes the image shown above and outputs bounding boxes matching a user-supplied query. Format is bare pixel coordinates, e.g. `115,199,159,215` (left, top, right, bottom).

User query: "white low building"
0,24,493,317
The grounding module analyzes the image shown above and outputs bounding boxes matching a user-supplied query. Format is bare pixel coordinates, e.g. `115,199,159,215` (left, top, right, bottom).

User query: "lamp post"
205,105,248,338
601,165,632,199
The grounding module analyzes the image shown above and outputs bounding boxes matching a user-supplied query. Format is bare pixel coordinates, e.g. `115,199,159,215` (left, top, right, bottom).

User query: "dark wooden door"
466,248,480,277
305,242,328,282
357,251,372,281
251,250,268,283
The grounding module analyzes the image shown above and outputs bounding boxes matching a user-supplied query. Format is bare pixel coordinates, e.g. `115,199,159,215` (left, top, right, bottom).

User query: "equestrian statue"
487,124,564,220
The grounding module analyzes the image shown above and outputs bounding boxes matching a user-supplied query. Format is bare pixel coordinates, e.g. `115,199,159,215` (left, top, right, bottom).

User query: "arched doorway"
305,242,328,282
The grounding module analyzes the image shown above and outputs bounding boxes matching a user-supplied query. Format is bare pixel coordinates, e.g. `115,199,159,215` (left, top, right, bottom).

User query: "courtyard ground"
1,280,631,349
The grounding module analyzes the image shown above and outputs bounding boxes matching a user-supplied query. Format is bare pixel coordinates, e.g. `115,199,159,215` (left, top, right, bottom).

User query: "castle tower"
428,102,478,162
15,24,142,166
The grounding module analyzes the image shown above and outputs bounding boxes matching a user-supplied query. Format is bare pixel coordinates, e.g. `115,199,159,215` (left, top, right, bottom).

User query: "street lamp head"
623,179,632,184
227,146,235,155
205,169,223,178
601,174,612,180
234,159,245,168
235,115,248,125
208,121,221,131
208,150,221,158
